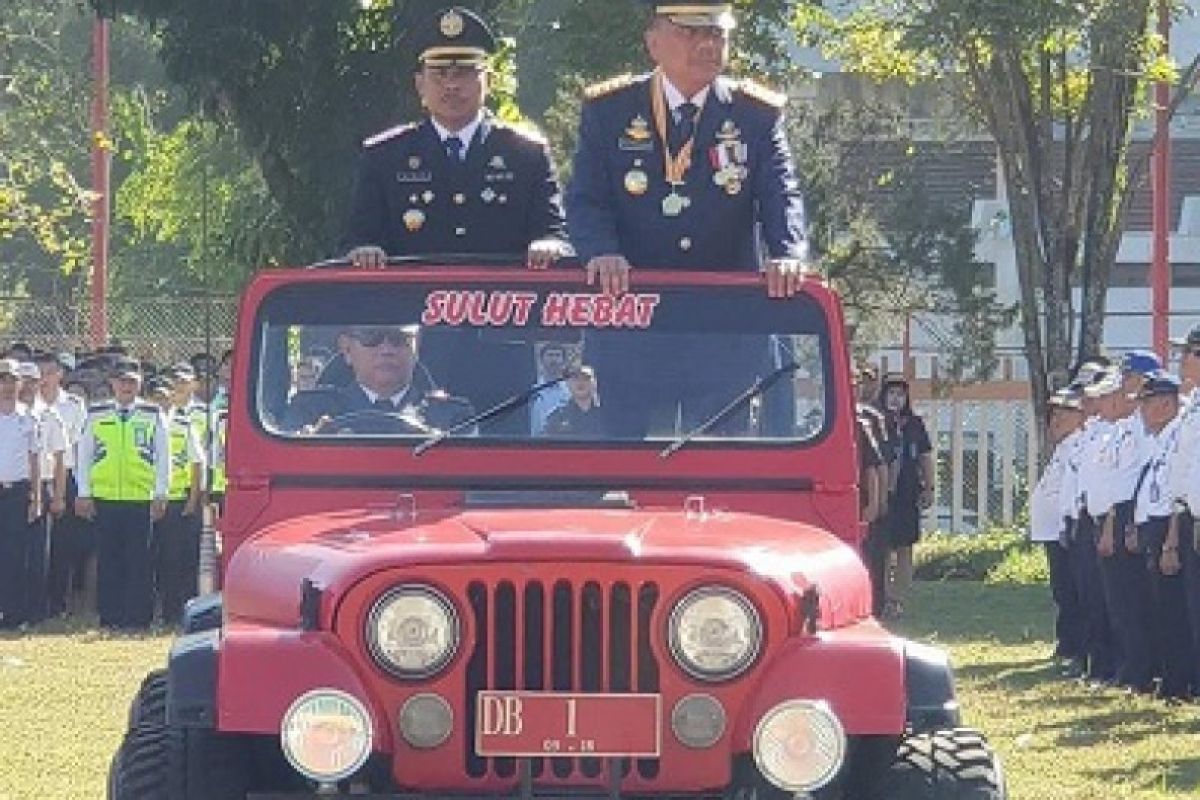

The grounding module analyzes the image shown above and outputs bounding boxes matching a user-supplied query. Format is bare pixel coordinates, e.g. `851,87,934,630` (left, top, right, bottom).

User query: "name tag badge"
619,137,654,152
484,171,515,183
396,171,432,184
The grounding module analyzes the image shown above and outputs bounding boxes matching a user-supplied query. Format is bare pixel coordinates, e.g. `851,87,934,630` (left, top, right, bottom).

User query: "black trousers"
21,485,49,625
0,482,31,628
862,519,889,617
1067,514,1117,681
1182,513,1200,689
46,473,91,616
1097,506,1155,690
1044,540,1085,660
95,500,154,629
153,499,202,626
1140,516,1193,698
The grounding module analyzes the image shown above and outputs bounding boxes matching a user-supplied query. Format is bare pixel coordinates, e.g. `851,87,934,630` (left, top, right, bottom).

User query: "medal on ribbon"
650,71,700,218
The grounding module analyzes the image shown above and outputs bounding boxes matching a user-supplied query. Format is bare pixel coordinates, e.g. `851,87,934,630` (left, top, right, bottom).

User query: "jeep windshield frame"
249,271,836,451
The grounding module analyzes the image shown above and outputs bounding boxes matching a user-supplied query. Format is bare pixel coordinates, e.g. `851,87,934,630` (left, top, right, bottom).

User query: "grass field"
0,582,1196,799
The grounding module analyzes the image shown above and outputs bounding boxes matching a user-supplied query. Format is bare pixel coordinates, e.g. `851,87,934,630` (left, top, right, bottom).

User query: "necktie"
444,135,465,163
671,102,698,155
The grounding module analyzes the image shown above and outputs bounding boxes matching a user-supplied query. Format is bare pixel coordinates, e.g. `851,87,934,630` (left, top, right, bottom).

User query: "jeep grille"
464,580,661,782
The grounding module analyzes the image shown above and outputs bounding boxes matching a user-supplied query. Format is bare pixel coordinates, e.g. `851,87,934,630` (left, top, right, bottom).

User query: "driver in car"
283,325,472,434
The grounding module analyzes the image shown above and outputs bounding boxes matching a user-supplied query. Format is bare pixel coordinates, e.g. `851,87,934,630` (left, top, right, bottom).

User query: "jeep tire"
865,727,1005,799
126,669,168,730
110,671,250,800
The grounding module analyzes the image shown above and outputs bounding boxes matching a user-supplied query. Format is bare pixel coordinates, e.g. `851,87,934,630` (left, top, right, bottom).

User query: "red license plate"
475,692,662,758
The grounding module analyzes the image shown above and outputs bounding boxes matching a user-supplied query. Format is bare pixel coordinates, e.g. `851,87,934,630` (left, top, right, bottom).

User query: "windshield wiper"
659,362,801,459
413,374,571,457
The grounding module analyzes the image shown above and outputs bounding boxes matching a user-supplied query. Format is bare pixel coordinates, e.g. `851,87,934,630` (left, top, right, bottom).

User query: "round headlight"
367,585,460,679
753,700,846,793
281,690,373,784
668,586,762,681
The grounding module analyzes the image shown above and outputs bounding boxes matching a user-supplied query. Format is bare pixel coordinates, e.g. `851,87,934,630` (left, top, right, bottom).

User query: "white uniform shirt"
37,389,86,470
1135,416,1181,524
1030,437,1070,542
1173,389,1200,509
0,404,39,483
1057,428,1085,520
1073,418,1112,518
75,401,171,499
1085,414,1151,518
29,399,67,480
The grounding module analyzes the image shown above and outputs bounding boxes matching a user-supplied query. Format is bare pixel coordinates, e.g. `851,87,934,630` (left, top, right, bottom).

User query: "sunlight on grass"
895,582,1200,800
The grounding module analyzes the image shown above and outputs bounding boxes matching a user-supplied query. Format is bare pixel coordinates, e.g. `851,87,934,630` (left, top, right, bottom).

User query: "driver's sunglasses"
348,328,416,348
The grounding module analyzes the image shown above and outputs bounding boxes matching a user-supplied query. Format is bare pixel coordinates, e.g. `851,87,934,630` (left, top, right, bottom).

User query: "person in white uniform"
1030,387,1087,674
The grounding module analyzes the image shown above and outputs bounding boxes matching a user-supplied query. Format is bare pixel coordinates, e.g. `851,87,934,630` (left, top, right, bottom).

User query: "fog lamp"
399,693,454,749
752,700,845,792
671,694,726,749
281,690,373,784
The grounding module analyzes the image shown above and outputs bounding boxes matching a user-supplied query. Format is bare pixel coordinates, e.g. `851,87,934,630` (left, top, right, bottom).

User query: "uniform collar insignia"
489,154,506,169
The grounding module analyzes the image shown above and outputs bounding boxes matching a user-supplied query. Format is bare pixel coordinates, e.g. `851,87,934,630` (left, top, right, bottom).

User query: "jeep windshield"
253,276,832,446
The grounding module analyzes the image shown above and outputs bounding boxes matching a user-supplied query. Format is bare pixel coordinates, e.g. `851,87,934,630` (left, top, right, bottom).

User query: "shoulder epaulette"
363,122,418,149
496,119,548,145
585,74,637,101
735,79,787,109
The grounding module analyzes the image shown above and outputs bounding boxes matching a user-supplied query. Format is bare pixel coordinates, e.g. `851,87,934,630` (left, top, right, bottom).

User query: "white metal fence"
916,400,1037,534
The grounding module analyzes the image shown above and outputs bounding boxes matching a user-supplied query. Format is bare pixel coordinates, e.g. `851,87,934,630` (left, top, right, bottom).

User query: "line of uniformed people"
1032,334,1200,702
0,344,228,631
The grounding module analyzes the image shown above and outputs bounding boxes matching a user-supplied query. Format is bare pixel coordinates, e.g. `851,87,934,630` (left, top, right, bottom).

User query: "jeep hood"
223,508,871,629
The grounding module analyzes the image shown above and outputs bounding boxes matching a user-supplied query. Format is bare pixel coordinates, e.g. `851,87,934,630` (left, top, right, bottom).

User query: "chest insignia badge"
403,209,426,232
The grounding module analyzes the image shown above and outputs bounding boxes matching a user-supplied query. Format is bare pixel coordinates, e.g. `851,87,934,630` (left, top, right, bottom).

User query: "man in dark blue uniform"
283,325,472,435
344,7,569,270
566,0,810,297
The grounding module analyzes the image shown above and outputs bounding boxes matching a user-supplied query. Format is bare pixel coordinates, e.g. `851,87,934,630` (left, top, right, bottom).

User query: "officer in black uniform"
344,6,569,269
283,325,472,435
566,0,810,298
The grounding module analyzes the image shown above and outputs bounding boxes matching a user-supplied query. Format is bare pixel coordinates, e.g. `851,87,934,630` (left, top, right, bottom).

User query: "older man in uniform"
75,359,170,629
34,351,88,617
344,7,568,269
154,369,206,626
1030,387,1086,674
1084,362,1156,693
1062,362,1118,685
1170,324,1200,693
567,0,810,297
1133,371,1191,700
0,359,41,628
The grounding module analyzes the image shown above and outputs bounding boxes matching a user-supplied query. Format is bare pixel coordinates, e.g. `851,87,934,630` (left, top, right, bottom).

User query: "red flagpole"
90,14,111,348
1151,0,1171,361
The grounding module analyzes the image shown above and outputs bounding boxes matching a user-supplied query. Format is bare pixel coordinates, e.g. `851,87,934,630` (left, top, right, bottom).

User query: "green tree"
799,0,1200,436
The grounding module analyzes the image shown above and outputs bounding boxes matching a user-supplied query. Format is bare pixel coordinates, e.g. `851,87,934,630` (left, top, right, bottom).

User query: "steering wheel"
314,408,435,436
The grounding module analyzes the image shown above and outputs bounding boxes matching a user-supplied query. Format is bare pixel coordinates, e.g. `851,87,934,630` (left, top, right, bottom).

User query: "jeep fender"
182,592,223,634
212,623,395,751
903,640,962,731
730,627,908,747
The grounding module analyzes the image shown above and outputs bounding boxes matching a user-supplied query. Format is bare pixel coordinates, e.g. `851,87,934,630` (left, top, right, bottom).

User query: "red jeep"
109,265,1004,799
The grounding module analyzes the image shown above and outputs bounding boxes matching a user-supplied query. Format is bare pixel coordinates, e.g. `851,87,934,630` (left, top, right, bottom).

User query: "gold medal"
724,179,742,196
403,209,425,232
625,169,649,196
662,191,690,217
